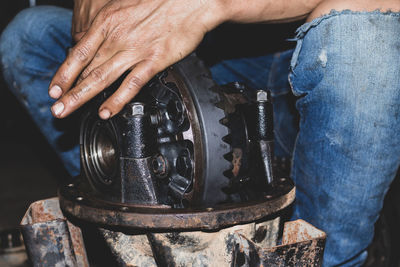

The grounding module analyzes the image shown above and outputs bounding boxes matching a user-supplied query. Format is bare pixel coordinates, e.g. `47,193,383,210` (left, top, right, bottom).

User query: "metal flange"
59,176,295,230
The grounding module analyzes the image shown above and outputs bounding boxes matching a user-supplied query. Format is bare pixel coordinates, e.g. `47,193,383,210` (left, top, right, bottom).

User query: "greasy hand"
49,0,224,119
72,0,110,42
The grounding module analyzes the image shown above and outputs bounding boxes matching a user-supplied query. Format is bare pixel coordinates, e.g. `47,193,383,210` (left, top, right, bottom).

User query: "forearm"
216,0,323,24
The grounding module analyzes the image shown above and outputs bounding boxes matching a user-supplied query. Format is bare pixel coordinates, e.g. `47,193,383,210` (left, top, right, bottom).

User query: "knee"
290,11,400,145
0,6,71,68
1,7,51,49
291,10,400,100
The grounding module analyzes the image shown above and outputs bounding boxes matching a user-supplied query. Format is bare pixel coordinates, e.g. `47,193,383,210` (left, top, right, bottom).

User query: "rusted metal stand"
20,198,326,266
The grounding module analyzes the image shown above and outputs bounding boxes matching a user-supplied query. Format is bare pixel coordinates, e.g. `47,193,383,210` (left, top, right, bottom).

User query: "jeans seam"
295,9,400,41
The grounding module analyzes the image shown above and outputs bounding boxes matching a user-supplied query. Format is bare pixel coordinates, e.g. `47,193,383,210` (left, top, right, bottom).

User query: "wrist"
213,0,238,22
207,0,265,24
199,0,232,31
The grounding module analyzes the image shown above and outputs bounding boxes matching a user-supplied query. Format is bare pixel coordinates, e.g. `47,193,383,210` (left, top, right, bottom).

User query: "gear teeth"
213,88,234,184
223,152,233,162
222,134,232,144
219,117,229,126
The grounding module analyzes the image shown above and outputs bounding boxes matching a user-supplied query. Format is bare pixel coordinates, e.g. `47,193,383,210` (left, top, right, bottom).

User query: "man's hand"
49,0,225,119
49,0,324,120
72,0,110,42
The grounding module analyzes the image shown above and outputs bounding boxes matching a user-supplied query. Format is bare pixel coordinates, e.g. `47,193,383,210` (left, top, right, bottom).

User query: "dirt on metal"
20,198,89,267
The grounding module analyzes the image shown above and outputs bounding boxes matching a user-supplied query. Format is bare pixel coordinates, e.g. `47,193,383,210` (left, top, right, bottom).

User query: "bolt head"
256,90,268,102
129,102,145,116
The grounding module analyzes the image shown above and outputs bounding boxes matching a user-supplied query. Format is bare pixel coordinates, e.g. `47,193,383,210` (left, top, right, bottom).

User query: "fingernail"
51,102,64,116
99,109,111,119
49,85,62,99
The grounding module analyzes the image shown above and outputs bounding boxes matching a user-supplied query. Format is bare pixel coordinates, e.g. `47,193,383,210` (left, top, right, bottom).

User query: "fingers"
48,22,105,99
51,52,131,118
98,60,158,119
76,47,112,85
73,31,86,43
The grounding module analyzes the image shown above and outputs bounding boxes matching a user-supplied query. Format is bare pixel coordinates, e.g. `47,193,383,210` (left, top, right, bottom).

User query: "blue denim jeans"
2,6,400,266
0,6,79,175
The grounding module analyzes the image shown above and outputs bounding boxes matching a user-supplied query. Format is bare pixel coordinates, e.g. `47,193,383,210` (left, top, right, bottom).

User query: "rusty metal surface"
100,229,157,267
253,217,280,249
20,198,326,266
20,198,89,267
148,224,255,266
59,177,294,230
97,218,280,266
232,219,326,266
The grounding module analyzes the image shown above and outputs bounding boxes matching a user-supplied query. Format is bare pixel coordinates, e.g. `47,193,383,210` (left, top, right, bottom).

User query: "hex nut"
152,155,168,177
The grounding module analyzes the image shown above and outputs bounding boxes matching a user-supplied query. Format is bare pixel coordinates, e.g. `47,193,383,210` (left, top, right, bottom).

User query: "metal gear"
167,54,232,205
58,54,295,230
68,54,234,207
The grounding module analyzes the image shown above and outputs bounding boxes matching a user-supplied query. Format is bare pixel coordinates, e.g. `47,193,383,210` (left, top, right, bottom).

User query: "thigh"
0,6,80,176
289,10,400,267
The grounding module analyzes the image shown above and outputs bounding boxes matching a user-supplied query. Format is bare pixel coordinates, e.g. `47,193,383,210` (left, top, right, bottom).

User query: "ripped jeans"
2,6,400,266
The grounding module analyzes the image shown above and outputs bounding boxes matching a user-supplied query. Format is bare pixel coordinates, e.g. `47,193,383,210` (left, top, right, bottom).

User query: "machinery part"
100,229,157,266
21,198,326,266
20,198,89,267
59,177,294,230
214,82,276,200
59,53,295,230
145,220,279,266
232,220,326,266
78,53,231,207
254,90,275,185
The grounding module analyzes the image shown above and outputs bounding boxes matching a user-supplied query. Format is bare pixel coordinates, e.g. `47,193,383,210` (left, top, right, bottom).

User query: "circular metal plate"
59,177,295,230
